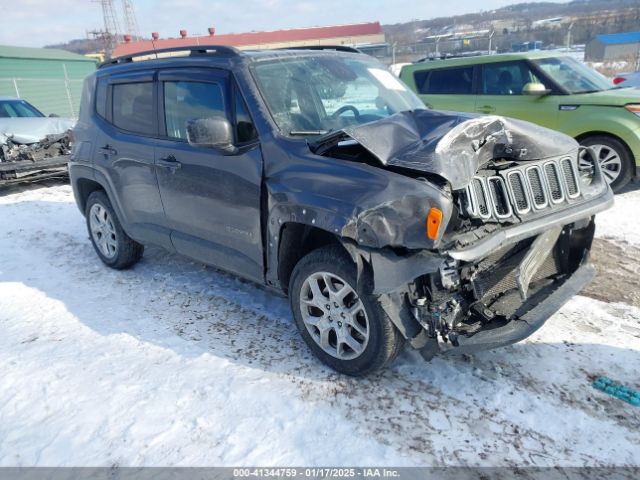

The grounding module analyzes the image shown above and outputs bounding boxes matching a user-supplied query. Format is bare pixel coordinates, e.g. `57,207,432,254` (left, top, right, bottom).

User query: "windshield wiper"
307,129,348,155
289,129,330,136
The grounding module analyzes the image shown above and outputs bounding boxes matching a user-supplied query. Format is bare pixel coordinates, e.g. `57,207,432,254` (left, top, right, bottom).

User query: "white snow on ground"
0,182,639,467
595,185,640,247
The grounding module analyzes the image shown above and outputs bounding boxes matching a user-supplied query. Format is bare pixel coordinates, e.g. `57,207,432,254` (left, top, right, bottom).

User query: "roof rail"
278,45,362,53
99,45,241,68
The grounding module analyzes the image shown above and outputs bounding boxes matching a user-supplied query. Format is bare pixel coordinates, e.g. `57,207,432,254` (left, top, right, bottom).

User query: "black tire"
579,135,634,193
289,245,404,376
85,190,144,269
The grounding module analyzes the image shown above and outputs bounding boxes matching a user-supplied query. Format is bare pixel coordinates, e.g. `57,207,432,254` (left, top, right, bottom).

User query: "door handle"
477,105,496,114
99,144,117,158
157,154,182,173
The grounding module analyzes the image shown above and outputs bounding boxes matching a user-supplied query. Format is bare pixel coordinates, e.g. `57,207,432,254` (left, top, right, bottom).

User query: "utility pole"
92,0,121,57
121,0,141,40
488,30,495,54
566,22,574,52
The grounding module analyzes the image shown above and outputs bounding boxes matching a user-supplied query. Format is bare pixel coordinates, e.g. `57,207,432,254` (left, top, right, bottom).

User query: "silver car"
0,96,74,185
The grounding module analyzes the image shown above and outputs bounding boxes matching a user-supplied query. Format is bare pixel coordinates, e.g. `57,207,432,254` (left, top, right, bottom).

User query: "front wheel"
289,245,403,376
579,135,634,192
85,190,144,269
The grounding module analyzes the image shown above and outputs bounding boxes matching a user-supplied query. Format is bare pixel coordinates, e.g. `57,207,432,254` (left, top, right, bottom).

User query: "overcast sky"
2,0,570,48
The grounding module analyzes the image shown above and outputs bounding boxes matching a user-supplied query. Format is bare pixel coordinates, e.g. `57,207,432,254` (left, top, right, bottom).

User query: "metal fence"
0,77,84,118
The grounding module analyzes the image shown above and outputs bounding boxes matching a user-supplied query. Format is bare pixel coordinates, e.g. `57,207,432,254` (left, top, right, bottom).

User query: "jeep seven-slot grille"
527,166,547,208
461,157,581,220
561,158,580,198
544,162,564,203
507,171,529,213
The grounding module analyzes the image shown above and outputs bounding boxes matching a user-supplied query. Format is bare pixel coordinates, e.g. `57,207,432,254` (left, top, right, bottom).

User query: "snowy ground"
0,181,639,467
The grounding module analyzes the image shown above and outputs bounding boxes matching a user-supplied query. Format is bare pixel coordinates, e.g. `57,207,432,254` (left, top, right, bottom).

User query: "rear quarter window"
414,67,474,95
95,78,108,119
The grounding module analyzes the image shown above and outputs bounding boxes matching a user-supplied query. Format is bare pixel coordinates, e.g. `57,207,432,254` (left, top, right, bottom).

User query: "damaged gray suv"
70,46,613,376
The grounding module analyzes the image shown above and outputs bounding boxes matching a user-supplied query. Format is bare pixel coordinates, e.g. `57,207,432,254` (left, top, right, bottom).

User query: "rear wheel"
579,135,633,192
289,245,403,376
85,190,144,269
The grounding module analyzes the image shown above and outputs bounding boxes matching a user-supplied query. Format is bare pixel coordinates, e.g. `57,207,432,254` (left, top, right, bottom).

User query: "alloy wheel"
89,203,118,259
299,271,370,360
580,144,623,185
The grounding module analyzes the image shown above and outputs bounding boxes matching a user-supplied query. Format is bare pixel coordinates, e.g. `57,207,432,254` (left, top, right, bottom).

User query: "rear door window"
112,82,155,135
481,61,544,95
163,81,224,140
414,67,474,94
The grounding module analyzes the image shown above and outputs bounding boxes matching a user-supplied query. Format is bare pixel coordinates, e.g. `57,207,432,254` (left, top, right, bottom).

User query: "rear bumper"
442,263,595,355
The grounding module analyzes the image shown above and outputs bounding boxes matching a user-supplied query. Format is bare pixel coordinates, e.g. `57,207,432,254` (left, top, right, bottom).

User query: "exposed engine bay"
0,131,71,186
1,132,71,164
410,219,596,357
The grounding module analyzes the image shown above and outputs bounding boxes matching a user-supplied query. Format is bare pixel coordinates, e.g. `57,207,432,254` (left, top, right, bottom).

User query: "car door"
93,70,172,249
411,65,477,113
154,68,264,282
476,60,560,129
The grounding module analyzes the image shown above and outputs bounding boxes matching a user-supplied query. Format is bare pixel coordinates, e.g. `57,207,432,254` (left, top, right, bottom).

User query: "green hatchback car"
400,51,640,192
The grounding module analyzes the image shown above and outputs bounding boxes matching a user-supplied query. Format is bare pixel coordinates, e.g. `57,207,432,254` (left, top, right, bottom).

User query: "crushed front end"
408,144,612,358
323,111,614,358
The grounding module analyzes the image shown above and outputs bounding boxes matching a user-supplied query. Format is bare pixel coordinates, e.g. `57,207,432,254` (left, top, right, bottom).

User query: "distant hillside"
383,0,640,61
384,0,640,35
45,38,103,55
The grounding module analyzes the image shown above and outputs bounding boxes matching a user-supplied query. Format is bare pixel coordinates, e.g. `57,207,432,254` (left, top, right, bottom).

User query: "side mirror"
522,82,551,96
186,116,237,154
49,113,60,118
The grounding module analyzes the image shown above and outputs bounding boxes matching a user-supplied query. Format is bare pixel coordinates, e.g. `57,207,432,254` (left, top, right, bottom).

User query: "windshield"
0,99,44,118
252,54,426,135
532,56,613,94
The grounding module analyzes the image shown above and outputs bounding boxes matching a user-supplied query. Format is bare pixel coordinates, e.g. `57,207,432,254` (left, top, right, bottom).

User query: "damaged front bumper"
358,185,612,359
0,155,70,185
0,132,71,186
442,263,595,355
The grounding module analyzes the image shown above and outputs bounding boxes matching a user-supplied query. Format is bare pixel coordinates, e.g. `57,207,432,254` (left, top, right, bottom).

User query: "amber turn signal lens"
427,207,443,240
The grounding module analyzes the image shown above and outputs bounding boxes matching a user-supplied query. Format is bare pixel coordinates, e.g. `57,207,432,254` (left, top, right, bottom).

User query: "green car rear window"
414,67,474,95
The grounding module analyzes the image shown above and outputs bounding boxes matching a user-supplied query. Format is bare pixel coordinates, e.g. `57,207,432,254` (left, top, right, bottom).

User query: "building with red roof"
112,22,385,58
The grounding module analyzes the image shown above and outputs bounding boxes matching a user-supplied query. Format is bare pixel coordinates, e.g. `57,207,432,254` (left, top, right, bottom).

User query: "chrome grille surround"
464,177,492,219
460,156,583,221
543,161,565,204
506,170,531,214
560,157,581,199
487,176,513,219
526,165,548,210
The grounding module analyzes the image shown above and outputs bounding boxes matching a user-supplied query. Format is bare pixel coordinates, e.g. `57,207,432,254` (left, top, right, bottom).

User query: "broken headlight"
577,146,607,196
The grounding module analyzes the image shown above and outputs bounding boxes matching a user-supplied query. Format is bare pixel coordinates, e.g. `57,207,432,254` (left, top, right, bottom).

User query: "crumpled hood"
336,109,579,190
0,117,75,145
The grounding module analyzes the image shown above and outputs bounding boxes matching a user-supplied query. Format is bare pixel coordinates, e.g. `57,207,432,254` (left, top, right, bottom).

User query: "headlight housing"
578,146,607,196
624,104,640,117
